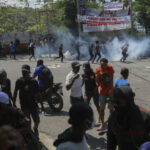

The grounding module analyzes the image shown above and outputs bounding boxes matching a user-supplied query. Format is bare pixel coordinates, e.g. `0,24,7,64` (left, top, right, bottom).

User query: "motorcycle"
41,82,63,112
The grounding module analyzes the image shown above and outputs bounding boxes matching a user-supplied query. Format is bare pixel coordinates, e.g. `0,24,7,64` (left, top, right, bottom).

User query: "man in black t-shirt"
13,64,40,138
82,62,101,122
88,43,94,62
55,44,64,62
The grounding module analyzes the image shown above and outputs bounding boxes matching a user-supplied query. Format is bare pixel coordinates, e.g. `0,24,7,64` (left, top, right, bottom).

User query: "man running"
29,40,36,61
55,44,64,63
92,40,101,63
88,43,94,62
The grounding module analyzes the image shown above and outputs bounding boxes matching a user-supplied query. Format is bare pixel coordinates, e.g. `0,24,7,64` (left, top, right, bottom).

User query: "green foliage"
85,1,102,9
52,0,77,30
0,6,36,33
133,0,150,34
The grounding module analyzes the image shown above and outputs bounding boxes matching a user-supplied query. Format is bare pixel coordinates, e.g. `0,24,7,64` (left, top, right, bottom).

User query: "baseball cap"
0,92,9,105
71,61,81,68
83,62,91,69
22,64,31,73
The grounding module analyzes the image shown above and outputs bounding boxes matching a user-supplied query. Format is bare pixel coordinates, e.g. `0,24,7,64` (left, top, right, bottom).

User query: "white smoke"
105,36,150,61
35,27,150,61
35,43,51,58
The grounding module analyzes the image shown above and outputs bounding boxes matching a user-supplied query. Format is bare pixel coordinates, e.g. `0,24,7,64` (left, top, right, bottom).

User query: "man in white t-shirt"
66,61,83,105
53,103,94,150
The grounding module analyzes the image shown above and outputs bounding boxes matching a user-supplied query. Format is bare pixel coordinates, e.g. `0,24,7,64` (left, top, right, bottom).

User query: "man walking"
82,62,101,123
95,58,114,130
13,64,40,138
66,62,83,105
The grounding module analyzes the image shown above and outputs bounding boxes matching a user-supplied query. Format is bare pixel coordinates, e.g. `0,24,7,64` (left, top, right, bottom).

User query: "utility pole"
76,0,81,40
76,0,82,60
46,4,50,34
35,3,40,33
130,0,134,35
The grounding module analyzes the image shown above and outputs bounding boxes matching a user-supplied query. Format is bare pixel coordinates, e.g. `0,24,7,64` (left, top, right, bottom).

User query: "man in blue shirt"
33,59,46,90
33,59,53,112
114,68,130,88
33,59,48,112
10,41,16,59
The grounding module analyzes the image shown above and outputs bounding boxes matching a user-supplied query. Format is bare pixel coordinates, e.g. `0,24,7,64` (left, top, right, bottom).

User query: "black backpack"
41,67,53,88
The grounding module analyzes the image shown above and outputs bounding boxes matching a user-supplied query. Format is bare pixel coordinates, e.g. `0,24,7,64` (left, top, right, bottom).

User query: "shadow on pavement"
43,107,69,117
120,61,134,64
40,132,55,150
87,134,107,150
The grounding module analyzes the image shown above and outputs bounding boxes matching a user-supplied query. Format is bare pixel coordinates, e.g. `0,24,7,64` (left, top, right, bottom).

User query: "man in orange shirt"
95,58,114,131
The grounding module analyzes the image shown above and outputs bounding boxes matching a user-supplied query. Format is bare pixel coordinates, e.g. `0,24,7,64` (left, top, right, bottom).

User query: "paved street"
1,55,150,150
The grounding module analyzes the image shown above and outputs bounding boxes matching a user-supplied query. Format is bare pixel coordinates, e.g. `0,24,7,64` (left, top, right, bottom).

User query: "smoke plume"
35,27,150,61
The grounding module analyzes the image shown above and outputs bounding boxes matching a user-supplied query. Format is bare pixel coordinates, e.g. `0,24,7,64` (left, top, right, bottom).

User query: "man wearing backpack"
33,59,53,90
33,60,53,111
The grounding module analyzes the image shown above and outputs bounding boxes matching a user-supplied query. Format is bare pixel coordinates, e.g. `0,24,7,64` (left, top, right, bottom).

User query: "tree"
0,6,36,33
133,0,150,34
52,0,77,31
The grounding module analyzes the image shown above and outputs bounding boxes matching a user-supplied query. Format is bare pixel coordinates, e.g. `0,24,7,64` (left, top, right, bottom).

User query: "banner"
104,2,123,11
78,15,131,24
83,22,131,32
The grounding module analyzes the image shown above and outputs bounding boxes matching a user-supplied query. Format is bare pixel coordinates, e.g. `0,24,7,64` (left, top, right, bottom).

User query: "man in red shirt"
95,58,114,130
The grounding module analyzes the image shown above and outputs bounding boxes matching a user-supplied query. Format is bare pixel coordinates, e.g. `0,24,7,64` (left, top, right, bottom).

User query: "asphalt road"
1,55,150,150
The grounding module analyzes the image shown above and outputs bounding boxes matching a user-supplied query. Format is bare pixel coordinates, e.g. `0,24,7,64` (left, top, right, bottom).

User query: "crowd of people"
0,55,150,150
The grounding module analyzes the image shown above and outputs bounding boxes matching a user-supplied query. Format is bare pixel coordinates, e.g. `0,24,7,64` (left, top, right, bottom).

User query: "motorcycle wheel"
48,93,63,112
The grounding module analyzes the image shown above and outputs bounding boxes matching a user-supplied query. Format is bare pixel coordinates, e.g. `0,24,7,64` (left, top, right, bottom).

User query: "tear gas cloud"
35,27,150,61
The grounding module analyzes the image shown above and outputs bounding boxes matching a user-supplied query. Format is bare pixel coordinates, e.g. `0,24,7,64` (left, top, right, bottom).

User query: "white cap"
0,92,9,104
